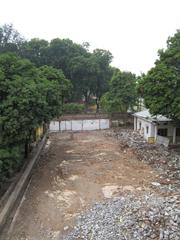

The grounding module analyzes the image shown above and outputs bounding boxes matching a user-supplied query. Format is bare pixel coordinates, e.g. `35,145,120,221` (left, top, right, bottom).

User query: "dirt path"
2,131,159,240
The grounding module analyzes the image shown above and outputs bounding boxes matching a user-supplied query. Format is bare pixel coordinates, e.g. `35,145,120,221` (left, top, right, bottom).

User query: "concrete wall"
134,117,178,144
50,119,110,132
136,118,154,140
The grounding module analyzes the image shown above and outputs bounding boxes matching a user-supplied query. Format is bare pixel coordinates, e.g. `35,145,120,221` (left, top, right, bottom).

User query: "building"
133,110,180,145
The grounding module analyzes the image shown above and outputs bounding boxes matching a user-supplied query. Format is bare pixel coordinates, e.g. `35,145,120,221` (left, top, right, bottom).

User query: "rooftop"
133,109,172,122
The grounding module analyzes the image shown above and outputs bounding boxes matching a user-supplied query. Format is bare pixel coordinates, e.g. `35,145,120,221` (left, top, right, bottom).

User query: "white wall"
135,117,175,143
49,121,59,131
136,118,154,140
49,119,110,132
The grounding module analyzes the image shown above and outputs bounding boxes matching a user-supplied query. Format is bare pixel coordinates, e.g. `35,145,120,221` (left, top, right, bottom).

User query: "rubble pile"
106,129,180,193
63,194,179,240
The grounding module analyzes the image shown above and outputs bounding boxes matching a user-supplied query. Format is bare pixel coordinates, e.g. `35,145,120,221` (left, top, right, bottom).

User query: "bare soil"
1,130,159,240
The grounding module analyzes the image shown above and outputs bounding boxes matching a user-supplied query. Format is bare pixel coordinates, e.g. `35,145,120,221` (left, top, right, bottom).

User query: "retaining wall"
0,133,47,233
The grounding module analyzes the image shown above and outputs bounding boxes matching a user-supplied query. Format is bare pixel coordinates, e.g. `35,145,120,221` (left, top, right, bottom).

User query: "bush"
63,103,85,114
100,93,126,113
0,145,24,188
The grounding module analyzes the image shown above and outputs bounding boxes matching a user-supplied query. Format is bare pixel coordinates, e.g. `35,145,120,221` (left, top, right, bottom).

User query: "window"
176,128,180,136
146,126,149,134
139,122,141,130
157,128,167,137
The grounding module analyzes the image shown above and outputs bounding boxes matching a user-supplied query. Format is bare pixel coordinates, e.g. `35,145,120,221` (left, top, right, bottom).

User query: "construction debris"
63,194,179,240
105,129,180,193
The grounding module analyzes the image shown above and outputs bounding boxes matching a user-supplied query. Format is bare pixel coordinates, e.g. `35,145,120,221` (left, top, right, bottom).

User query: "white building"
133,110,180,145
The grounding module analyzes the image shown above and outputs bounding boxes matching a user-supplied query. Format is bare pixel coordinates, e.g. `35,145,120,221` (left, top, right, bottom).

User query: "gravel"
63,194,180,240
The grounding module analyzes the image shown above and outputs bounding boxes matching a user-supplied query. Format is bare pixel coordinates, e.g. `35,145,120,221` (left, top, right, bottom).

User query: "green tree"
101,70,137,112
45,38,88,77
69,55,99,110
143,30,180,121
0,53,65,185
92,49,113,112
20,38,49,66
0,23,24,53
39,65,72,110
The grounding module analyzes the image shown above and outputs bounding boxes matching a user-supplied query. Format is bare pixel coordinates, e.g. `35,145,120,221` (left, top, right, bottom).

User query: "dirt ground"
1,130,159,240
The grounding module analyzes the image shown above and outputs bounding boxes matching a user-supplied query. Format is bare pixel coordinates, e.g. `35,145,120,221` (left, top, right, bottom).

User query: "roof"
133,109,172,122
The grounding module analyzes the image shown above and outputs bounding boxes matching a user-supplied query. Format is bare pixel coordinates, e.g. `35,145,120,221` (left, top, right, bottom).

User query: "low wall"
156,135,170,147
50,119,110,132
51,113,133,132
0,133,47,233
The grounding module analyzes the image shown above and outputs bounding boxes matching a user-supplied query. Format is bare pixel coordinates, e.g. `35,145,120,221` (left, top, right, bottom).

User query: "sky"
0,0,180,75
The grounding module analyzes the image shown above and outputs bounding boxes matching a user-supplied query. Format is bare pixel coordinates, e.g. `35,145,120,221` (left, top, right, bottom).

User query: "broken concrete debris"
63,194,180,240
105,128,180,193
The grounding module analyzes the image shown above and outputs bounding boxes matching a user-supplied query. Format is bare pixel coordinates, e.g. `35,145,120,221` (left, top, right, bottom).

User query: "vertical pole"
155,125,157,141
173,127,176,144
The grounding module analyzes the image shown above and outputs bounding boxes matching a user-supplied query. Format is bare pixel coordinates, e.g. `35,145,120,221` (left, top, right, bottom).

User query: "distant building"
133,110,180,146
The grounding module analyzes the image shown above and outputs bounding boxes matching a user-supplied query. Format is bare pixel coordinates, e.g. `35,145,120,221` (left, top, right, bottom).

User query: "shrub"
0,145,24,188
63,103,85,114
100,93,126,113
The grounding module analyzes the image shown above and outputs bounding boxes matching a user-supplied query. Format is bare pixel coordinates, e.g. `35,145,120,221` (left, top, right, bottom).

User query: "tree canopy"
0,53,70,185
142,30,180,121
101,70,137,112
0,23,24,53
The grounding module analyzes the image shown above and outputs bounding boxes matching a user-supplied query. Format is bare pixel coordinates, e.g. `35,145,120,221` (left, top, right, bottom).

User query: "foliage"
69,55,98,108
0,23,24,53
0,53,69,186
91,49,113,111
63,103,85,114
142,30,180,120
101,70,137,112
20,38,49,66
39,65,72,105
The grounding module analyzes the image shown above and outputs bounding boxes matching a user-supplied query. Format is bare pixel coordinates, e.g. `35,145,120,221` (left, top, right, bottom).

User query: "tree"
0,53,66,184
45,38,88,78
101,70,137,112
0,23,24,53
143,30,180,121
38,65,72,109
92,49,113,112
69,55,98,110
20,38,49,66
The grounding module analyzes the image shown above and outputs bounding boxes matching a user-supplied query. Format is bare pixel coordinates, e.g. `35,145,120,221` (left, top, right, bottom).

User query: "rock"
64,226,69,231
63,193,180,240
151,182,161,186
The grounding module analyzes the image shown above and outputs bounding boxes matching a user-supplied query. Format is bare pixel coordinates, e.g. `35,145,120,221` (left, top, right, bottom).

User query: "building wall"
136,118,155,140
156,122,174,143
134,117,179,144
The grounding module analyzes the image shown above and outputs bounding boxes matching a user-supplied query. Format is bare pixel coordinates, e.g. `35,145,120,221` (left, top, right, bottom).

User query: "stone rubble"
62,129,180,240
106,128,180,193
63,194,180,240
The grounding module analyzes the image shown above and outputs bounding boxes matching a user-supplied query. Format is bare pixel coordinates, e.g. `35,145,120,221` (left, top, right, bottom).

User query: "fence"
50,113,133,132
50,119,110,131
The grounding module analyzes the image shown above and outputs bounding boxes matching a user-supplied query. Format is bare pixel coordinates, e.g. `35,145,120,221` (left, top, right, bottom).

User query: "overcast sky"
1,0,179,75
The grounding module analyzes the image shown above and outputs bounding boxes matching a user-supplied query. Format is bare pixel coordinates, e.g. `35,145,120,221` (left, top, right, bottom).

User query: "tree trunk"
24,140,29,158
96,97,100,113
84,93,88,113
